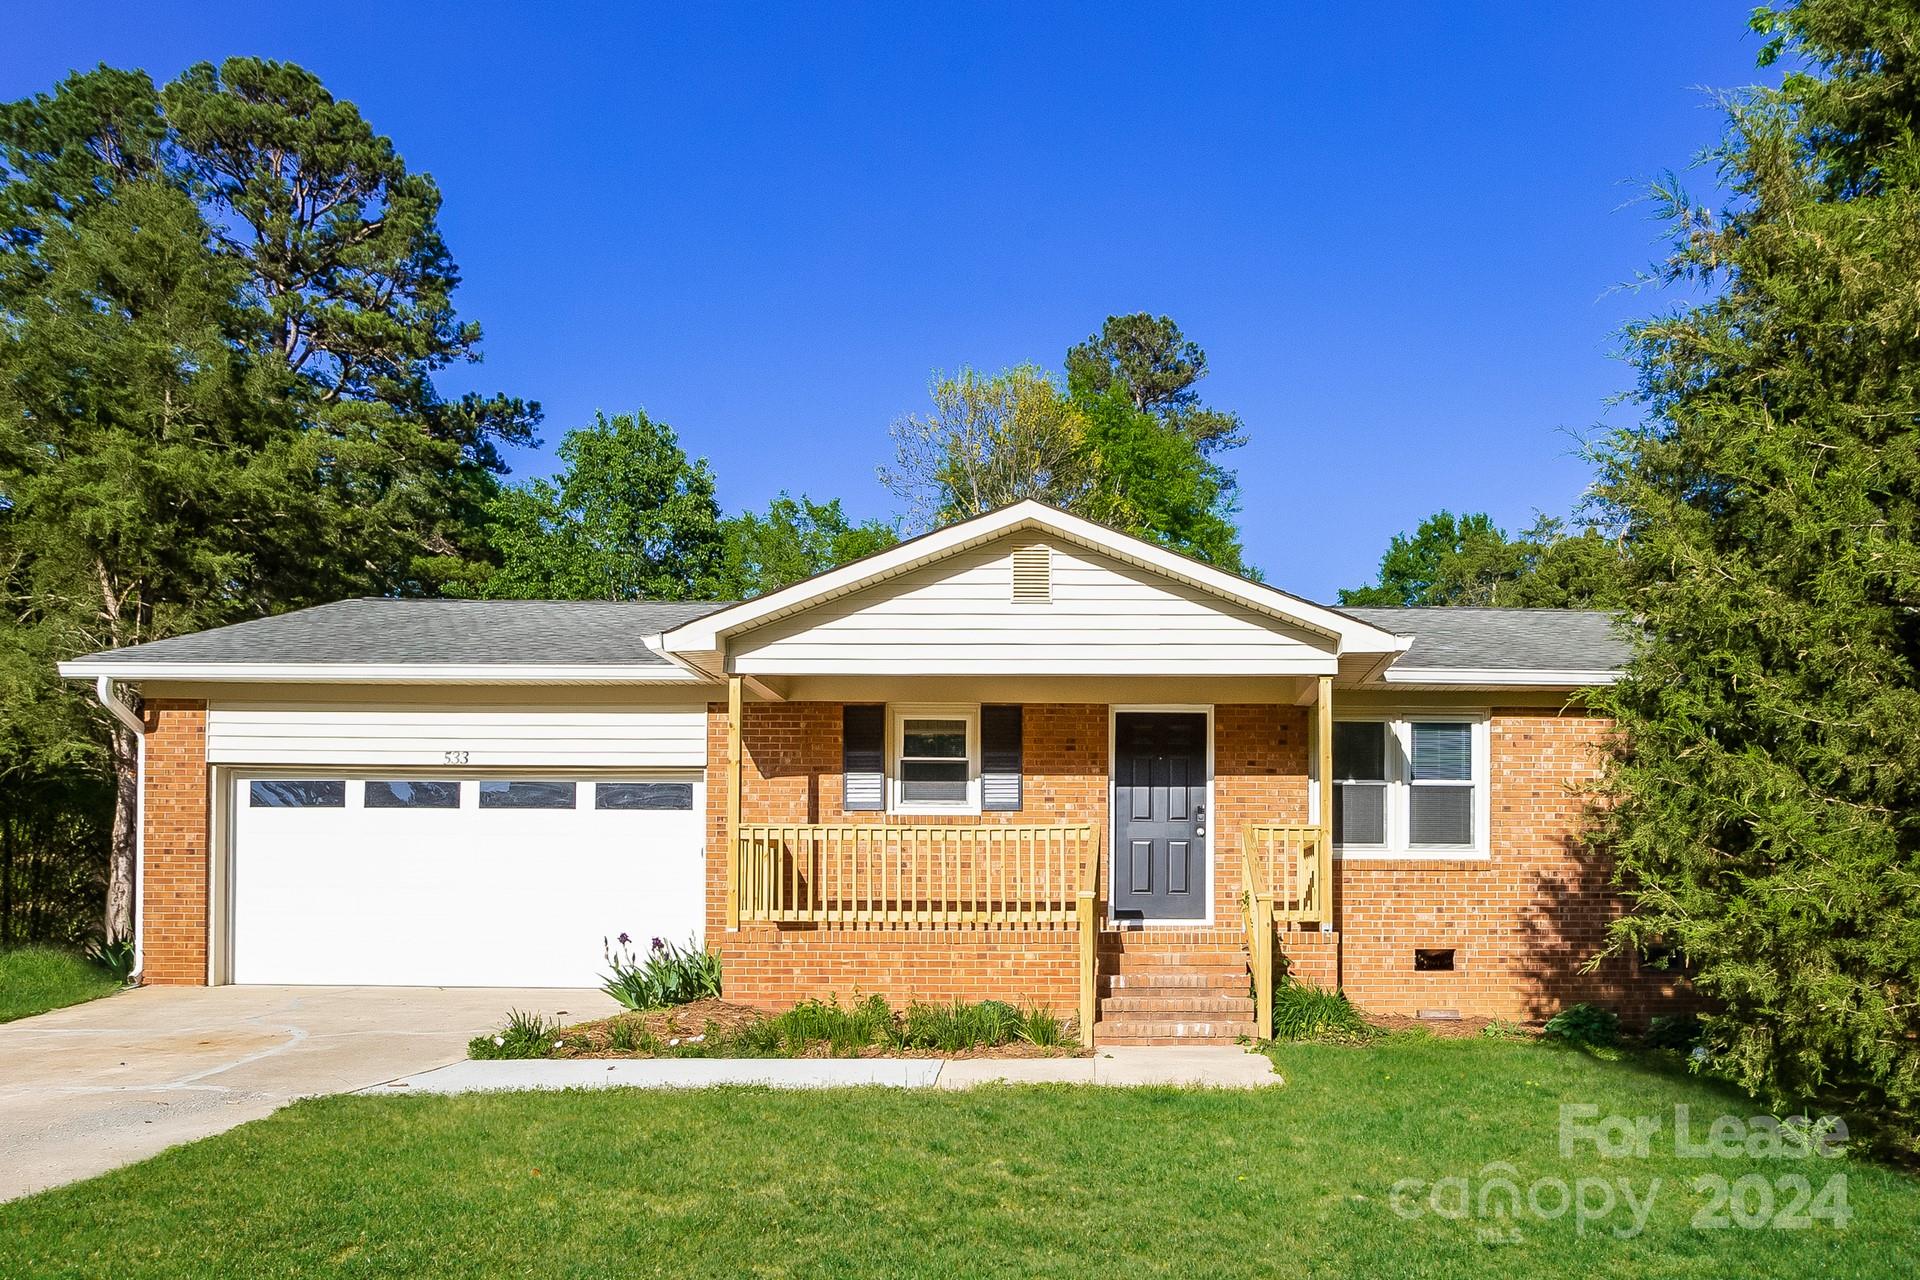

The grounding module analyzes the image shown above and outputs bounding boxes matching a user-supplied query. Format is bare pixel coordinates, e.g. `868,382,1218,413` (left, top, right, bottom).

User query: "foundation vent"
1010,544,1052,603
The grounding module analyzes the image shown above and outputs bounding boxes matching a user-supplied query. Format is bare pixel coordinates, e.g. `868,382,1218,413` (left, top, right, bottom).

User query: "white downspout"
93,677,148,976
94,676,146,739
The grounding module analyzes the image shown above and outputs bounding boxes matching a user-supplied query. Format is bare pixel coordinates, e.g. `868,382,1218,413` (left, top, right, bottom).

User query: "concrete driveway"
0,984,618,1202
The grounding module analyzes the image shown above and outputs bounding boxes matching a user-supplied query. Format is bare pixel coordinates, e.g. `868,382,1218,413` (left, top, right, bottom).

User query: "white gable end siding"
205,703,706,767
729,536,1338,676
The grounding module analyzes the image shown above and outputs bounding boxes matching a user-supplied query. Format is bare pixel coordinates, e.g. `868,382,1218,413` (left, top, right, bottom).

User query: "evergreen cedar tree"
1590,0,1920,1154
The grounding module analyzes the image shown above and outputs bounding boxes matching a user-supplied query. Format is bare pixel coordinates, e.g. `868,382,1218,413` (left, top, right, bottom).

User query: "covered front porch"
713,681,1339,1045
649,504,1405,1043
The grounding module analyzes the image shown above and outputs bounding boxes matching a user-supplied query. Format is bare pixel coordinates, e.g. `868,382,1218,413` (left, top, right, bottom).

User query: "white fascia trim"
57,661,716,684
1377,667,1620,687
658,500,1409,658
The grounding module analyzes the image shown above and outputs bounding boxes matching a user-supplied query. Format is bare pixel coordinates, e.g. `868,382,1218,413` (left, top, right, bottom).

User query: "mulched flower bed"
549,999,1089,1060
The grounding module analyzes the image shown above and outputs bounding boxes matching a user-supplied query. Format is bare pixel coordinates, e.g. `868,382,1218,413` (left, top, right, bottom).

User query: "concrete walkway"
3,989,1276,1203
0,984,616,1202
369,1044,1279,1095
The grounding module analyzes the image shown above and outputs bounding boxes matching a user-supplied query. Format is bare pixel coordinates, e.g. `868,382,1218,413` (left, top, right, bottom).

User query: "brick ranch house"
61,501,1686,1045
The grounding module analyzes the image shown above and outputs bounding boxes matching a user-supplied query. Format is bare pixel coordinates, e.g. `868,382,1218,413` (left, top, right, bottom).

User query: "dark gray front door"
1112,712,1208,920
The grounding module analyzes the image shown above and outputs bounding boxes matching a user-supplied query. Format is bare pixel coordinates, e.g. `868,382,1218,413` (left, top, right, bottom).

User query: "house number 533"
443,750,469,764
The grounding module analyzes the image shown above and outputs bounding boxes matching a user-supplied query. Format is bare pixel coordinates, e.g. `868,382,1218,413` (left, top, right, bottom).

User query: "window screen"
1332,722,1388,846
898,716,969,806
1409,722,1474,846
477,780,577,810
249,780,345,808
365,780,461,809
595,782,694,811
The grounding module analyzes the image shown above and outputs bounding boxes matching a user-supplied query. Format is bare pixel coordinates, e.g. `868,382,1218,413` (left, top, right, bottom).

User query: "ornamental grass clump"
766,994,901,1055
1270,980,1372,1043
902,998,1022,1051
467,1008,559,1060
1014,1003,1071,1048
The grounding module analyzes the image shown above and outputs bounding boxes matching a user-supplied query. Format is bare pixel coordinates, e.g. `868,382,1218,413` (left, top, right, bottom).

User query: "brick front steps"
1094,929,1255,1045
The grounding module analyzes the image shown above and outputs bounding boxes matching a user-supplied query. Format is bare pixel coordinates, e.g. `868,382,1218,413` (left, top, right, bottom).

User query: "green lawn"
0,946,123,1023
1,1037,1913,1278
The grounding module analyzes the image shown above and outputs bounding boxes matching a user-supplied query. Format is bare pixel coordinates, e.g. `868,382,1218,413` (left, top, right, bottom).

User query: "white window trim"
1310,710,1491,861
888,703,981,816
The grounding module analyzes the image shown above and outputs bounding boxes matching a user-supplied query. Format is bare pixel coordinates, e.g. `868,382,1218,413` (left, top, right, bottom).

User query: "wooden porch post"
1315,674,1334,926
726,674,743,930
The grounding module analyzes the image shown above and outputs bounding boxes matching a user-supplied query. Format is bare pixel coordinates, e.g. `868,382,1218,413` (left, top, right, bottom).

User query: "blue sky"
9,3,1768,599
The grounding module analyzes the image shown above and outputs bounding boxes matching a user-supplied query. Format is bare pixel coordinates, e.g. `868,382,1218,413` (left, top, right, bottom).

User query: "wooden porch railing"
1240,823,1331,1040
735,822,1103,1047
735,823,1098,926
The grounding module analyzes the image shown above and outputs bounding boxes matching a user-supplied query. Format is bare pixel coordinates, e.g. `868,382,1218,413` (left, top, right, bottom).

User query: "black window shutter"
981,705,1023,812
842,705,885,812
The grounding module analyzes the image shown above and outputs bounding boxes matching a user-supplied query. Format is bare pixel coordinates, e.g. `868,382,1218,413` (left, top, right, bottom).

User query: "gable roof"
59,599,729,682
1344,607,1629,685
56,508,1631,689
656,500,1409,668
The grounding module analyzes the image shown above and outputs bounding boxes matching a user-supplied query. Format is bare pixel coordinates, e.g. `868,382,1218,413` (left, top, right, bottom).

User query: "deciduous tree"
718,494,896,598
1339,511,1623,608
880,366,1094,526
880,317,1253,571
481,412,724,601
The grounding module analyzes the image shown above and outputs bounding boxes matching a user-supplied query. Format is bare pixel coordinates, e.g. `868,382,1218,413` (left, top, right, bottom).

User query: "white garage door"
229,773,705,987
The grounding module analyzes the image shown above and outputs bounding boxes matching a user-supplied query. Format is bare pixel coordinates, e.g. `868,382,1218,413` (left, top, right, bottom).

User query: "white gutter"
59,661,715,684
1377,667,1620,687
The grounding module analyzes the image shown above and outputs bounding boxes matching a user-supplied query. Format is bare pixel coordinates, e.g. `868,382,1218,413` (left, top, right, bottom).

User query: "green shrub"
468,1008,560,1060
600,934,722,1010
1643,1011,1704,1052
1270,980,1371,1042
82,936,136,984
1543,1002,1620,1048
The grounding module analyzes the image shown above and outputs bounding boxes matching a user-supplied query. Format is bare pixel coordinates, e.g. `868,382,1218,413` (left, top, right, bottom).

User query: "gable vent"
1010,544,1052,603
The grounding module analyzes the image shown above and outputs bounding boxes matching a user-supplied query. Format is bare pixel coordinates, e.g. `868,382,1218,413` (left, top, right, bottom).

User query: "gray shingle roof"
76,597,1629,678
79,599,733,667
1341,607,1631,673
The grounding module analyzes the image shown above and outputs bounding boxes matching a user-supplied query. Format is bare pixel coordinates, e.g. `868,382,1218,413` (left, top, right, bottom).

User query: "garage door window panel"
366,780,462,809
478,780,578,810
595,782,694,811
248,780,345,808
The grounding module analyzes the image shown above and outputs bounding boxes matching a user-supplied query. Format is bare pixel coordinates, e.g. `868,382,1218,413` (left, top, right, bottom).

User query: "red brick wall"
723,928,1081,1011
1213,703,1310,924
1310,709,1688,1022
140,699,209,985
709,699,1687,1024
704,701,1104,1012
